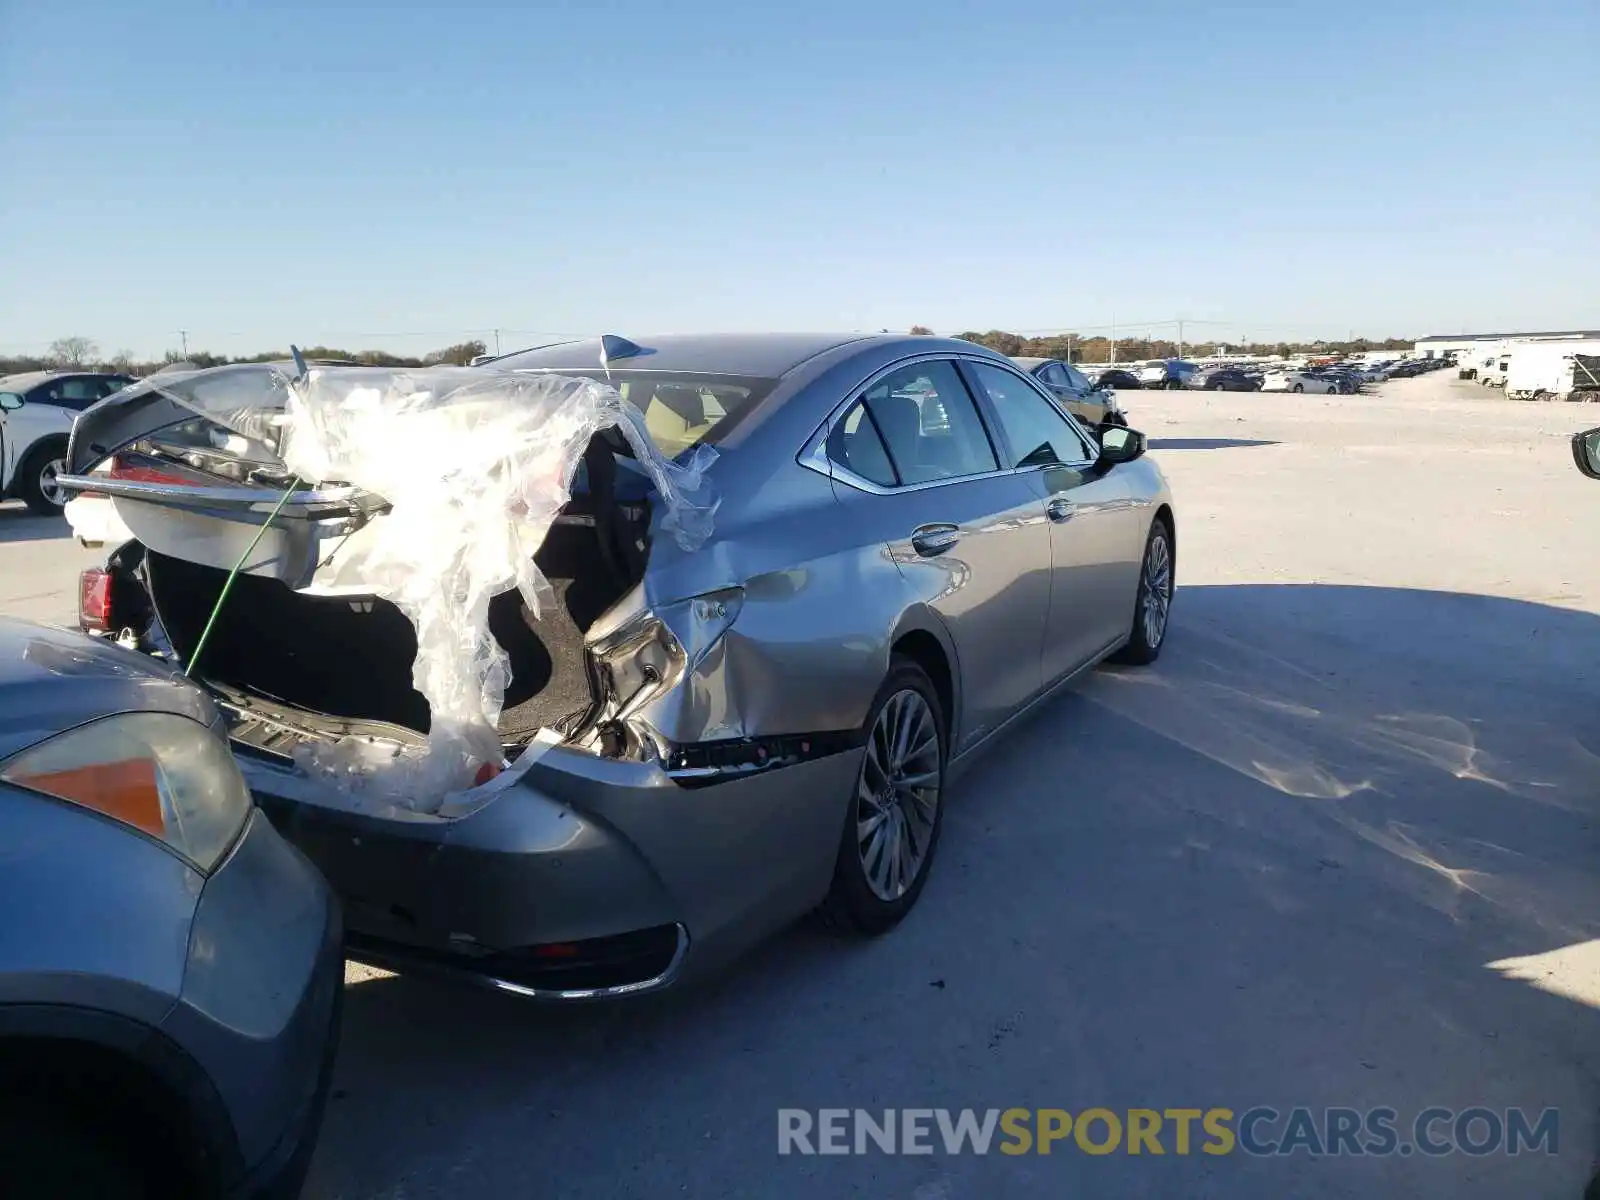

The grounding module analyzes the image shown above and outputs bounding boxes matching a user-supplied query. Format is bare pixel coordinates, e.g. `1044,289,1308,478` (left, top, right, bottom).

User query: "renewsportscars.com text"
777,1107,1559,1158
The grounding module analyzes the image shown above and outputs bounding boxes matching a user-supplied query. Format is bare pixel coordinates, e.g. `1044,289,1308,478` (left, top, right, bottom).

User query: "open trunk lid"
60,359,719,811
62,362,390,589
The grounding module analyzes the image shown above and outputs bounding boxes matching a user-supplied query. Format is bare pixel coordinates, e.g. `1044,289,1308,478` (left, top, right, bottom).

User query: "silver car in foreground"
0,618,341,1199
66,333,1175,999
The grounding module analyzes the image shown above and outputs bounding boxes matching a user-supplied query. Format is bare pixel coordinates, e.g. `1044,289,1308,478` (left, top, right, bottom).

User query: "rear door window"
37,378,104,411
861,360,998,486
824,401,898,487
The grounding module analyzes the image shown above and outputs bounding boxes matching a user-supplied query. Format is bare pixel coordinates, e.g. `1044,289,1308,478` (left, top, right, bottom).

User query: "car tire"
819,657,947,937
0,1108,153,1200
17,439,70,515
1291,384,1304,393
1110,517,1174,667
1209,382,1225,391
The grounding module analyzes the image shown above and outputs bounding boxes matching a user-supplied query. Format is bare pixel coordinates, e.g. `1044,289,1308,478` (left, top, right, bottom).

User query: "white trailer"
1505,342,1600,401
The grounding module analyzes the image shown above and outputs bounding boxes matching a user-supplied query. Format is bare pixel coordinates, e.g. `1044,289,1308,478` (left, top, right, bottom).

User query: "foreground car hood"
0,617,218,758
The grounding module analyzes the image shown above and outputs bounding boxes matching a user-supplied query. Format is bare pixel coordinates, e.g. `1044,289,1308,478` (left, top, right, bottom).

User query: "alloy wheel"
1141,529,1173,649
39,459,67,507
856,689,941,902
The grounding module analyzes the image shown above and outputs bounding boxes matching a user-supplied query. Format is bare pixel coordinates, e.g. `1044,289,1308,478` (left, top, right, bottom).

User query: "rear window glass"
497,370,775,460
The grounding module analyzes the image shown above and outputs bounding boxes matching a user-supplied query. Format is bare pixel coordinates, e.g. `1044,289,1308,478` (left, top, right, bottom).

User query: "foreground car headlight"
1,712,251,873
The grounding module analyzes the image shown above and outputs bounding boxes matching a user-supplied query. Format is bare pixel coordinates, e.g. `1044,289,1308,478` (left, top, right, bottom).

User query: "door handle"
910,524,960,557
1046,497,1076,523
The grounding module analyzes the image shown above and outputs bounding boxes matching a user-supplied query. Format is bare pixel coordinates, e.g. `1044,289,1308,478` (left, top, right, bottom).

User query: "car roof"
0,370,124,392
1010,357,1049,369
0,371,61,391
491,333,890,379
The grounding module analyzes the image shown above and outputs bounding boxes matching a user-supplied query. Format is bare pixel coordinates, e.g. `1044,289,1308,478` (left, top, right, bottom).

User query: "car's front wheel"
1110,518,1174,666
17,440,70,515
820,658,946,935
0,1108,152,1200
1291,383,1304,394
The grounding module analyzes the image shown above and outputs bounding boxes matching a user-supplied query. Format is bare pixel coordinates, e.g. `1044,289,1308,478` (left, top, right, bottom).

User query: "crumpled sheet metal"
118,361,718,812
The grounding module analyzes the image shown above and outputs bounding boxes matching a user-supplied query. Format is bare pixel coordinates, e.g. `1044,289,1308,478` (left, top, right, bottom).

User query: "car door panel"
813,358,1053,753
1023,464,1136,679
960,359,1139,682
839,476,1051,752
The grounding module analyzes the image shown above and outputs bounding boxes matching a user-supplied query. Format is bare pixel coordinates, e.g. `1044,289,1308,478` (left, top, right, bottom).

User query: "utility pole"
1177,318,1185,362
1110,313,1117,366
1067,334,1074,364
493,328,501,355
180,329,189,357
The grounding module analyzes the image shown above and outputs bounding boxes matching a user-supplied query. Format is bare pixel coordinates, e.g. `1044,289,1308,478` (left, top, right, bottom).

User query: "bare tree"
109,350,136,373
909,325,934,335
47,336,99,368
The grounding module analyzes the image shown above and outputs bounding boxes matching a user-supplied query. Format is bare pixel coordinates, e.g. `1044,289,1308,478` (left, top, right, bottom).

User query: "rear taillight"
79,568,113,632
109,456,193,486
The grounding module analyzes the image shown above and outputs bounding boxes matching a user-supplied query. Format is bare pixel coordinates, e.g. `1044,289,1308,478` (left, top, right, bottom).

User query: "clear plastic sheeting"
92,360,718,812
277,365,717,809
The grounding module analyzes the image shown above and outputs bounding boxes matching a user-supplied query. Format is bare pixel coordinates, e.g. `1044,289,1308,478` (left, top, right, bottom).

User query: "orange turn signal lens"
1,712,252,872
8,756,166,837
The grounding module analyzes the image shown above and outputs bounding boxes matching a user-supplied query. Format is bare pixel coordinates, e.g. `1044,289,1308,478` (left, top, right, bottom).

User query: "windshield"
505,370,776,459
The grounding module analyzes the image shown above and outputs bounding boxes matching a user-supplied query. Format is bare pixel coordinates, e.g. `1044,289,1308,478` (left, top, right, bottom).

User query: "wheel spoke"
895,768,939,790
857,808,887,843
864,823,891,891
890,696,915,768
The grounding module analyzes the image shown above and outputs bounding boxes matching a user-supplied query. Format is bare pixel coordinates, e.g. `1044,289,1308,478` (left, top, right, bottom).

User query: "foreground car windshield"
504,369,776,459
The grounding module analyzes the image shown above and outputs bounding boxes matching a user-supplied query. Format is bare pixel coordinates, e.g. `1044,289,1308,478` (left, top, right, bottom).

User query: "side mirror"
1097,425,1146,469
0,393,22,412
1571,427,1600,480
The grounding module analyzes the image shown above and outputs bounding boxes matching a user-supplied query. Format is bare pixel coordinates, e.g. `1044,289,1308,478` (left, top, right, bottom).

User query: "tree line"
4,329,1419,380
0,337,491,378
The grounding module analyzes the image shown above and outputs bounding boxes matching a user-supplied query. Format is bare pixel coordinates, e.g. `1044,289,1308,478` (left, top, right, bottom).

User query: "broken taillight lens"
79,568,113,632
108,456,194,486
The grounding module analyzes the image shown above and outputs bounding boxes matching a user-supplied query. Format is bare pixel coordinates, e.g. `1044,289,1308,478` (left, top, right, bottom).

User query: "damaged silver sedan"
61,333,1176,999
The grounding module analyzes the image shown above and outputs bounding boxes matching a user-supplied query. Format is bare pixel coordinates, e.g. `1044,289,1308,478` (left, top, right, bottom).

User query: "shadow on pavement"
1149,437,1279,450
310,584,1600,1199
0,502,71,545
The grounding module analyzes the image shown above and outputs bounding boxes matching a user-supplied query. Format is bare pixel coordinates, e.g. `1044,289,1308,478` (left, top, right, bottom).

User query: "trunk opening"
142,490,645,752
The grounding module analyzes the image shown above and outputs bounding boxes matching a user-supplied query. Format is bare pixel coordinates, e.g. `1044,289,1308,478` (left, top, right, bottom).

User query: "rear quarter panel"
638,461,908,743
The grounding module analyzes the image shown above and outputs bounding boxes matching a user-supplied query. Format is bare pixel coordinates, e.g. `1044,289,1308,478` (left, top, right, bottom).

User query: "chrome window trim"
798,351,1096,495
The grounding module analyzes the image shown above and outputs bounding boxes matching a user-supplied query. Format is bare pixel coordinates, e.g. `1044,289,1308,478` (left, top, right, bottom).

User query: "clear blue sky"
2,0,1595,358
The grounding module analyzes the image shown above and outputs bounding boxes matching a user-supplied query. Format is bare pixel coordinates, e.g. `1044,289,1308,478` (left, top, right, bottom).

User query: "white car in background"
0,372,136,515
1260,369,1340,395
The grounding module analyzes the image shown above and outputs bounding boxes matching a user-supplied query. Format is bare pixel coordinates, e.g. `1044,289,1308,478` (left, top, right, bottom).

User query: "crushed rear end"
56,360,856,997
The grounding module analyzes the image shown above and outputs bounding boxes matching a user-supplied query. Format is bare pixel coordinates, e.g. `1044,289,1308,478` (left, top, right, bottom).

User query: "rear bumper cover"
237,742,861,1000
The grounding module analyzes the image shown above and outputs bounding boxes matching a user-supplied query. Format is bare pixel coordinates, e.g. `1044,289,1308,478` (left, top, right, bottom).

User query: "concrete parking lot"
3,370,1597,1197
